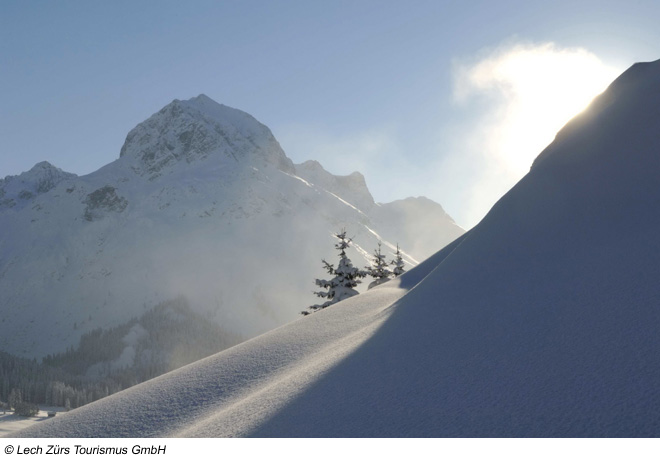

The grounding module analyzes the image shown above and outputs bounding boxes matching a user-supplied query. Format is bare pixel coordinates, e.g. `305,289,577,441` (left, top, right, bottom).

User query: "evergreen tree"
391,243,406,277
8,388,22,410
303,229,366,315
14,401,39,417
366,241,393,289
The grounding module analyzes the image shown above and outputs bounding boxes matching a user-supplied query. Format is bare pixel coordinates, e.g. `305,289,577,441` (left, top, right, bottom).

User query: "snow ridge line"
172,292,400,436
279,170,314,188
325,190,368,216
281,168,369,217
364,225,419,266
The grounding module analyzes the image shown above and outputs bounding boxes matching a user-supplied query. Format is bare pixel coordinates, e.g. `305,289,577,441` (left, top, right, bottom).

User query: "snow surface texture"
12,59,660,437
0,95,463,359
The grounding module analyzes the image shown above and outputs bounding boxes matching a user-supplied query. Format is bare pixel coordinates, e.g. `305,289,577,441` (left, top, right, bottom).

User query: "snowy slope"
0,95,462,359
12,59,660,438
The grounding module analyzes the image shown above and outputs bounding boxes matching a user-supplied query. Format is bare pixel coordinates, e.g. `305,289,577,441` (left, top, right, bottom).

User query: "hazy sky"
2,0,659,228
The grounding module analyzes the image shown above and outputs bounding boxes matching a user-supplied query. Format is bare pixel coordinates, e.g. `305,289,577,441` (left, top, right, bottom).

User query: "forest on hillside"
0,297,243,412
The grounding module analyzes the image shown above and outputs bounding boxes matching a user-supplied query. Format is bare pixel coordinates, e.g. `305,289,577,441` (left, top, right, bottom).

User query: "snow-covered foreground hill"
0,95,462,359
12,59,660,438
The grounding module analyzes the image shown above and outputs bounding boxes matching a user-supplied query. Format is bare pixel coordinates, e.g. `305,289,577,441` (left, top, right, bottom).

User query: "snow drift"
12,59,660,437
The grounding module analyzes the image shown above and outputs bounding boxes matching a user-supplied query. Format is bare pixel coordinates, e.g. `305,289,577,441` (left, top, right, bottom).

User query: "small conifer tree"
391,243,406,277
8,388,22,411
303,229,366,315
366,241,393,289
14,401,39,417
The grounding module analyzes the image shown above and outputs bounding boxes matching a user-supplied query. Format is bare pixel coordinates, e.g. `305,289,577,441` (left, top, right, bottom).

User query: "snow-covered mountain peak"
0,161,76,209
296,159,324,172
13,160,74,182
119,95,294,179
295,160,375,211
382,196,451,217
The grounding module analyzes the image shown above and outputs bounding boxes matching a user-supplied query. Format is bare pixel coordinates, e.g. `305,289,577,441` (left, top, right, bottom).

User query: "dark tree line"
0,349,113,411
1,297,244,412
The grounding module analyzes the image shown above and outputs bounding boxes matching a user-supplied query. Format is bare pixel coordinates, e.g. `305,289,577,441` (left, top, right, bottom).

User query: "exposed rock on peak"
83,185,129,222
119,95,294,179
0,161,76,209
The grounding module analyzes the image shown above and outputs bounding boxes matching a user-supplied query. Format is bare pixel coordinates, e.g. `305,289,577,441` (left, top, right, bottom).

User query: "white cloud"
450,40,622,227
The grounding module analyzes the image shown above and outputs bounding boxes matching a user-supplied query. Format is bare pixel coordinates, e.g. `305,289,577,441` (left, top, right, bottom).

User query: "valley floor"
0,407,66,437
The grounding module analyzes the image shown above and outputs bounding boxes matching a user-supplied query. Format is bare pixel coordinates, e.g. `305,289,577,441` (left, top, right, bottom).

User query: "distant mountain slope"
13,59,660,438
0,161,76,210
0,95,462,359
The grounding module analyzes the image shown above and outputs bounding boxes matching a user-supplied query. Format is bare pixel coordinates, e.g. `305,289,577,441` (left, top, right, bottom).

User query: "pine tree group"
304,231,408,315
303,230,366,315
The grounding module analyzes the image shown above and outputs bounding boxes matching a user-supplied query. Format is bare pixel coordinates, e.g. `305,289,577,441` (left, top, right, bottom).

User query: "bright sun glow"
452,42,623,226
457,42,622,177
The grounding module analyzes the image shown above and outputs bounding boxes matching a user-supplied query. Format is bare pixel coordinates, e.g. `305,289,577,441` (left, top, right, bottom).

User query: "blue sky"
2,0,659,227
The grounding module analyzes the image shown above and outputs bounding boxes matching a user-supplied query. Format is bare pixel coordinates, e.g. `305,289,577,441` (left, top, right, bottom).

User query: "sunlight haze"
452,42,622,225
